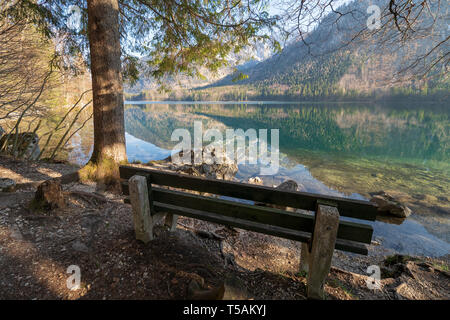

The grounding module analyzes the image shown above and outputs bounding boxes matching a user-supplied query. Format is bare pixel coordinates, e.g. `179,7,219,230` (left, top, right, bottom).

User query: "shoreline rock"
0,132,40,160
370,191,412,218
153,147,239,180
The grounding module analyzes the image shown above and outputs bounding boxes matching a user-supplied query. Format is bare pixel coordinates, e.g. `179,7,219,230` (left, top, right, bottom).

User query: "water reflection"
371,219,450,257
71,101,450,257
126,132,172,162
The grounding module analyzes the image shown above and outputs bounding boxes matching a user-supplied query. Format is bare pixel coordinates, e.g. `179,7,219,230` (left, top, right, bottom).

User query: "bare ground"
0,156,449,300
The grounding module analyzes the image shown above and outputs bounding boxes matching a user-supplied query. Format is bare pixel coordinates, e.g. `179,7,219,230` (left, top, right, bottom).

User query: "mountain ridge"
125,0,449,101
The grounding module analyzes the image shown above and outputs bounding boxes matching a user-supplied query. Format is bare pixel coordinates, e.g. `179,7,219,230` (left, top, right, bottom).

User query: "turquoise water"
73,100,450,257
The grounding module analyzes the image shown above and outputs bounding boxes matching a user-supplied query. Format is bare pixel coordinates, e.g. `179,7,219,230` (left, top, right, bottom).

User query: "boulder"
0,132,40,160
32,179,66,211
276,179,298,192
247,176,263,185
255,179,299,211
0,178,16,192
163,147,238,180
370,191,411,218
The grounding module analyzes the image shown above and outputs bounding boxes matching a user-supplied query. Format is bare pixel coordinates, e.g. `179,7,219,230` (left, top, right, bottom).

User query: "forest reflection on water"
70,100,450,257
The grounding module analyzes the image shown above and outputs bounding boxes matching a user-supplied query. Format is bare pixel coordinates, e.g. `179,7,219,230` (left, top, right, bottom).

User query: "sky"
61,0,360,62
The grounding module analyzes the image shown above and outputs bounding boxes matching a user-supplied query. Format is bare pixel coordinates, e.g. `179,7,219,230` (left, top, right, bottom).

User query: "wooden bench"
119,164,378,299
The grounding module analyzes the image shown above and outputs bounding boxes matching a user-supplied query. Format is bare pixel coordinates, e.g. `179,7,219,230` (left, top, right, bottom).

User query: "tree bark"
87,0,127,166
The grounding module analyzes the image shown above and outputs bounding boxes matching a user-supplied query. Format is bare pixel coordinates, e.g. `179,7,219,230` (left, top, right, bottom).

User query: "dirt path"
0,155,79,187
0,157,448,300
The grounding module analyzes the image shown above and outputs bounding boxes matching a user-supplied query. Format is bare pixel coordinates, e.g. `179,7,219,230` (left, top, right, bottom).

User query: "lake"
68,100,450,257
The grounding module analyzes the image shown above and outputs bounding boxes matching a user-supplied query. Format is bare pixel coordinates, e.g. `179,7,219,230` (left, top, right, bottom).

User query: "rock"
32,179,66,211
370,191,412,218
381,256,450,299
0,178,16,192
247,176,263,185
276,180,298,192
371,240,381,246
255,179,299,211
0,132,40,160
162,147,238,180
375,215,406,225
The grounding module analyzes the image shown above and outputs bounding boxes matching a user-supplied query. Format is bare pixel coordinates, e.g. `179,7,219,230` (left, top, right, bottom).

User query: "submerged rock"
370,191,412,218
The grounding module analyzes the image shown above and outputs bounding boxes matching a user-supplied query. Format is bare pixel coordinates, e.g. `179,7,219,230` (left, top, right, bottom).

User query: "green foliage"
232,72,249,82
296,270,307,278
328,278,356,299
432,263,449,272
78,160,98,183
198,48,449,101
79,157,125,187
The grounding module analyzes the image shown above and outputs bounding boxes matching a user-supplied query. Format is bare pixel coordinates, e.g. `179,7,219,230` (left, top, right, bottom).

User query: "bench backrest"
119,165,377,255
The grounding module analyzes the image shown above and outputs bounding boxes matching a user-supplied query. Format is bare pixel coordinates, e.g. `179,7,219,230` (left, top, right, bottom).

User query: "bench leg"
165,214,179,231
129,175,154,243
299,242,310,274
307,204,339,300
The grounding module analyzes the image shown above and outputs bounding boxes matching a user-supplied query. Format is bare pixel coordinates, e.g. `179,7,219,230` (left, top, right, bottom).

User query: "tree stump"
32,179,66,211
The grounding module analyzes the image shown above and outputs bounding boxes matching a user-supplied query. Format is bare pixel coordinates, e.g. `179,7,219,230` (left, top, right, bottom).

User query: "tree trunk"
87,0,127,167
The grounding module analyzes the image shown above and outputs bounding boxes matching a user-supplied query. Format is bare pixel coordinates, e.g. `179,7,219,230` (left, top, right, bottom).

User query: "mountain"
124,42,274,95
203,0,449,100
